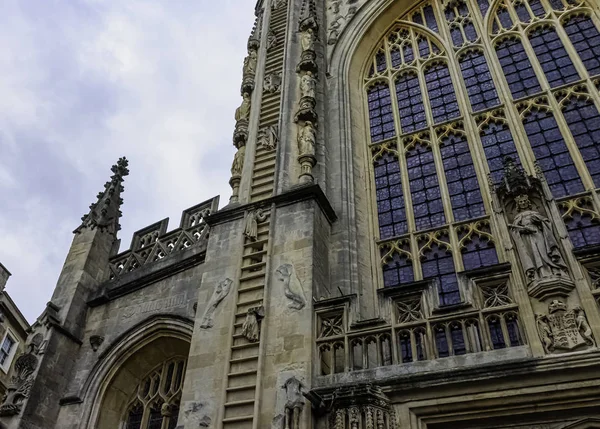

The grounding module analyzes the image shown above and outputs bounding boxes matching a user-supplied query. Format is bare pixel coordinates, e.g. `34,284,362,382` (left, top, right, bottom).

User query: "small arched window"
123,358,186,429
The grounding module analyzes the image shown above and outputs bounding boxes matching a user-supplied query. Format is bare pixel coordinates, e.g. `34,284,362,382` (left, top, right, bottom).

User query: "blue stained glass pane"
522,108,584,197
440,133,485,220
563,15,600,77
367,83,396,142
407,145,446,230
478,0,490,17
528,25,580,88
425,64,461,123
529,0,546,16
424,5,439,31
562,210,600,248
562,97,600,188
421,239,460,306
460,230,499,270
382,243,415,287
395,73,428,133
488,317,506,349
496,37,542,98
374,152,408,239
514,2,531,22
450,323,467,355
459,51,500,112
480,121,521,184
435,327,450,357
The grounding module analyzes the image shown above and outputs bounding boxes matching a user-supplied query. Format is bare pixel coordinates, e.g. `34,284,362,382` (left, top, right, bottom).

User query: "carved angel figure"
300,71,316,99
235,92,251,122
244,209,267,241
298,121,316,157
200,278,233,329
231,146,246,177
509,194,569,285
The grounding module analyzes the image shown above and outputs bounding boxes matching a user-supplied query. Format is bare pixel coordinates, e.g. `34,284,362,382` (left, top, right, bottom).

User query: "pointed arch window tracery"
364,0,600,304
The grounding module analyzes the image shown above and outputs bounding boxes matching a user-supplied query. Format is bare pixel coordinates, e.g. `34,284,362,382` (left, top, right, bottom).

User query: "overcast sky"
0,0,256,322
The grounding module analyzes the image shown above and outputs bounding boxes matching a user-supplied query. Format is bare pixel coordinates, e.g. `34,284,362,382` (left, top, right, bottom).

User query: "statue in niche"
301,27,315,52
275,264,306,310
244,208,267,241
243,49,257,76
300,71,316,99
257,125,279,151
231,146,246,177
298,121,316,157
235,92,251,122
535,299,595,353
509,194,569,285
241,306,264,342
200,278,233,329
267,30,278,51
283,377,305,429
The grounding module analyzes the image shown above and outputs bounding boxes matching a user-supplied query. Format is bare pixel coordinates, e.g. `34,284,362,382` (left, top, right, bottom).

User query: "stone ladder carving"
249,0,289,203
220,210,272,428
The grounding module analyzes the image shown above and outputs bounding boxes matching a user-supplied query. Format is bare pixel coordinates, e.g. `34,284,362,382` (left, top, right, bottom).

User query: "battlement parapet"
107,196,219,281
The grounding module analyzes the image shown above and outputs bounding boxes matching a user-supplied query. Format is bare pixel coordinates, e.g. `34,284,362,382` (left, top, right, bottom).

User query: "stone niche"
328,384,397,429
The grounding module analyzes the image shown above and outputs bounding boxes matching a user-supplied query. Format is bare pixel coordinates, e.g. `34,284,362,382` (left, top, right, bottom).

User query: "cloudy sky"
0,0,256,322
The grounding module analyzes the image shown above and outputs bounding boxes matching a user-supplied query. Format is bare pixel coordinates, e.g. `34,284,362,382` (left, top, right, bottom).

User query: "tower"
4,0,600,428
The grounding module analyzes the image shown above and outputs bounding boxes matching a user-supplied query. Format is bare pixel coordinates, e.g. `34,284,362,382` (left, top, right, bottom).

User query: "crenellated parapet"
107,197,219,281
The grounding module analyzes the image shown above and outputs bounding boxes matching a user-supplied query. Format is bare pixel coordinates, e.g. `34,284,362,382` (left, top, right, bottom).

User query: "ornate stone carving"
319,312,344,338
536,299,595,354
264,72,282,93
275,264,306,310
283,377,305,429
89,335,104,352
244,209,267,241
298,121,317,183
235,92,251,122
326,0,367,49
243,49,257,77
231,146,246,178
300,71,317,99
298,0,319,73
480,282,513,308
396,298,424,324
75,157,129,235
241,306,264,342
257,125,279,151
200,278,233,329
267,30,278,51
0,343,39,417
328,384,397,429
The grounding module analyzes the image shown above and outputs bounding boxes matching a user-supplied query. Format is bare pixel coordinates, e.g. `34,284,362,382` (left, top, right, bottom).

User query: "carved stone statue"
244,208,267,241
267,30,278,50
235,93,251,122
231,146,246,178
510,194,570,286
300,71,316,99
283,377,305,429
301,27,315,52
0,343,39,416
241,306,265,342
275,264,306,310
298,121,316,157
257,125,279,151
243,49,257,76
200,278,233,329
535,300,595,353
264,73,281,93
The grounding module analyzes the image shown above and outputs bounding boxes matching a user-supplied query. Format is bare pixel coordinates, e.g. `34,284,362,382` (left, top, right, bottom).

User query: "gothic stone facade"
4,0,600,428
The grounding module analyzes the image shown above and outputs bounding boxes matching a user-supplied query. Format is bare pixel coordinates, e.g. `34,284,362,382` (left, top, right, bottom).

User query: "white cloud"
0,0,256,321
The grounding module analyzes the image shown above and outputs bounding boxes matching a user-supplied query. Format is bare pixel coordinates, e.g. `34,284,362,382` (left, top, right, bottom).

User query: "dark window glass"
464,21,479,42
407,144,446,230
126,405,143,429
562,97,600,188
478,0,490,17
376,51,387,73
390,46,402,68
148,406,164,429
529,0,546,16
168,407,180,429
395,73,428,133
497,7,514,29
548,0,565,10
528,26,580,88
495,37,542,99
413,11,424,25
425,63,461,123
367,83,396,142
514,1,532,22
399,332,413,362
459,51,500,112
435,326,450,357
451,25,465,47
421,240,460,306
488,316,506,349
418,37,430,57
374,152,408,239
560,204,600,248
522,108,584,197
563,15,600,77
480,121,520,184
506,314,523,346
439,132,486,220
450,323,466,355
424,5,439,31
459,230,499,270
382,245,415,287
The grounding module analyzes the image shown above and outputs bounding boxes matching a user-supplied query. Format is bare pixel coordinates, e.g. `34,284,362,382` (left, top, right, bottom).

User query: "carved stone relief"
258,125,279,151
244,209,267,241
231,146,246,178
327,384,397,429
267,30,278,51
536,299,595,354
241,306,265,342
326,0,368,51
89,335,104,352
264,73,282,93
200,278,233,329
283,377,305,429
274,264,306,310
0,341,40,417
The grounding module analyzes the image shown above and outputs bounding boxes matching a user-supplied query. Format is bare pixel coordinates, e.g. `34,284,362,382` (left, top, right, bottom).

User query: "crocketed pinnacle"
74,157,129,235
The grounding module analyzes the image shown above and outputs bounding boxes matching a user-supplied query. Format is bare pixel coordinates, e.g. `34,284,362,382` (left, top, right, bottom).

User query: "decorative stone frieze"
329,384,397,429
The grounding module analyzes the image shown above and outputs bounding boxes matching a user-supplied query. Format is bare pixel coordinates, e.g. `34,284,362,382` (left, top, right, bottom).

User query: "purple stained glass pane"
478,0,490,16
407,145,446,230
374,152,407,239
495,37,542,99
382,245,414,287
561,210,600,248
459,51,500,112
450,323,467,355
480,121,520,184
435,327,450,357
367,83,396,142
424,5,439,31
529,0,546,16
563,15,600,77
425,63,461,123
460,232,499,270
528,25,580,88
421,241,460,306
522,108,584,197
395,73,428,133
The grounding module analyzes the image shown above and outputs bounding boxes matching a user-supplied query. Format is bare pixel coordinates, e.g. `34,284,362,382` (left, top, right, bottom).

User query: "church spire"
74,157,129,235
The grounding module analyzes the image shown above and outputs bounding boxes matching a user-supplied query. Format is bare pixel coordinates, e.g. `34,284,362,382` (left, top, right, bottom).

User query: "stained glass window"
528,26,580,88
374,151,407,239
395,73,428,133
424,64,461,124
459,50,500,112
563,14,600,77
479,119,520,184
368,83,395,142
421,238,460,306
495,37,542,99
382,244,415,287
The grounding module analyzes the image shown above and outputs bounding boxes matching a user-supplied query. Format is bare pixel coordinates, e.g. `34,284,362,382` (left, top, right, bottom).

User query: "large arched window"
123,357,186,429
366,0,600,304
